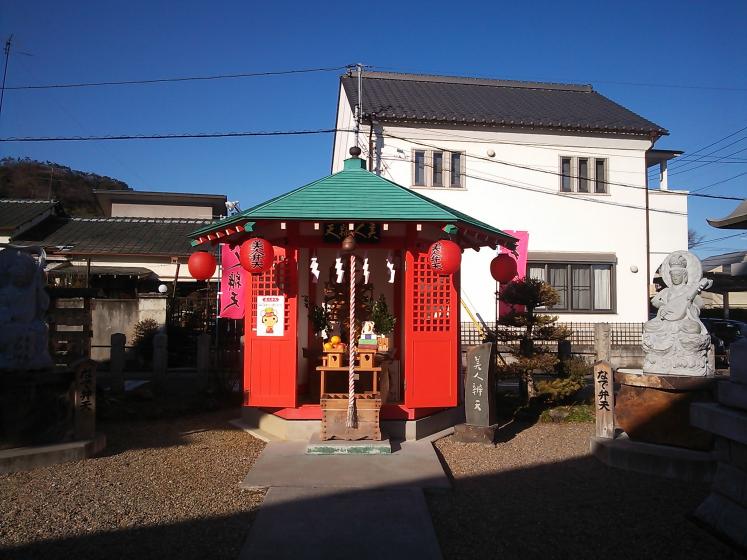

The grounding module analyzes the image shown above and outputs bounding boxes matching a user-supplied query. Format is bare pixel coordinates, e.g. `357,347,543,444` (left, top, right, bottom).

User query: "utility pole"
0,35,12,126
354,63,363,150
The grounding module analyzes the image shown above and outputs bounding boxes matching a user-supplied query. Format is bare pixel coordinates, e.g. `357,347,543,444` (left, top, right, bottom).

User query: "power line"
0,128,341,142
691,232,746,248
666,125,747,169
379,131,743,200
670,146,747,176
368,65,747,92
0,35,12,124
691,170,747,193
666,136,747,173
5,65,353,90
378,155,688,216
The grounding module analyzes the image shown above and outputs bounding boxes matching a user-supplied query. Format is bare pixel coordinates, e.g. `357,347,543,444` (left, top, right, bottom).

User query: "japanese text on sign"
596,368,610,411
220,244,247,319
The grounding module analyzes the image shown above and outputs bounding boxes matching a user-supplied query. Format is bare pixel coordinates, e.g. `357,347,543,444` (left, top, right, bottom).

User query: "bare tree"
688,228,705,249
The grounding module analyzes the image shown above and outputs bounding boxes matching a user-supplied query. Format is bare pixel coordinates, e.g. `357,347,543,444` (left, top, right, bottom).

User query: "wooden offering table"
317,350,381,396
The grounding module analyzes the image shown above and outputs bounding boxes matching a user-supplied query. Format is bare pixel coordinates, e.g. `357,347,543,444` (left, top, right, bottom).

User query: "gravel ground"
0,409,265,560
430,421,745,560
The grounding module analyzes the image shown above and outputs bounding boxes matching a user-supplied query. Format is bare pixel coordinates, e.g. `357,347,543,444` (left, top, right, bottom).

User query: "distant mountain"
0,158,132,216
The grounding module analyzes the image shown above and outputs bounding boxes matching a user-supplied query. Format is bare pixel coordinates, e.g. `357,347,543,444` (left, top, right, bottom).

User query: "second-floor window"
412,150,465,188
560,156,607,194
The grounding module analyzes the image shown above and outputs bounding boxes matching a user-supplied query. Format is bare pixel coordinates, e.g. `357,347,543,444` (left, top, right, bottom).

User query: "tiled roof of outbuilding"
0,199,60,234
13,216,212,256
341,71,667,136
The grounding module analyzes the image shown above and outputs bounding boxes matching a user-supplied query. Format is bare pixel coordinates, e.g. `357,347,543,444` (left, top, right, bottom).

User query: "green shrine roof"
189,157,516,248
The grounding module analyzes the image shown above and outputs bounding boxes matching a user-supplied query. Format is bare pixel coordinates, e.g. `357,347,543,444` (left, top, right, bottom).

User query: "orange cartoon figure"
261,307,279,334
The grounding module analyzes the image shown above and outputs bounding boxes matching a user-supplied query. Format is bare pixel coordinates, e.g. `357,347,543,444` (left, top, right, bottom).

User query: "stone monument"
454,342,499,444
615,250,717,450
642,250,713,376
0,246,53,371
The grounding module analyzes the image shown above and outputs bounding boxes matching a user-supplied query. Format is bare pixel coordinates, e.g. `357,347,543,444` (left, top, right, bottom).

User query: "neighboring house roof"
0,199,61,237
702,251,747,273
13,216,213,257
707,199,747,229
93,189,227,218
48,264,157,278
341,71,667,136
190,157,516,250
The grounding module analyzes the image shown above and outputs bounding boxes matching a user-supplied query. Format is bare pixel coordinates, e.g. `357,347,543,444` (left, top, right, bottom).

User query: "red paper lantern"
490,253,518,283
239,237,274,274
188,251,216,280
428,240,461,275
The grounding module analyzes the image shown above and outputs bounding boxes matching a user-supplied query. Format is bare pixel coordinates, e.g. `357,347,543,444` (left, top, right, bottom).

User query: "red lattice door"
404,247,458,408
244,246,298,407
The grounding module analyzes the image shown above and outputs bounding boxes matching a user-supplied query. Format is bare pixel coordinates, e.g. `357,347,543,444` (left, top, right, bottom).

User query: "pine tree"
495,278,570,404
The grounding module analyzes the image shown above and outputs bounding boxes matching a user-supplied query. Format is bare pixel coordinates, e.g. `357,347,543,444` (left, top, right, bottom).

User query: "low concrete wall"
91,296,166,361
571,344,644,369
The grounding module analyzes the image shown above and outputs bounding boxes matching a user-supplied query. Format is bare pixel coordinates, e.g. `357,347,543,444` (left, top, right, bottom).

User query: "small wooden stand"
317,350,381,395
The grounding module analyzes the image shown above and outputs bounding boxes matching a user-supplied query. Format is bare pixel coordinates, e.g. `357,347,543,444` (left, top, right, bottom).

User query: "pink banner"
499,230,529,319
219,244,247,319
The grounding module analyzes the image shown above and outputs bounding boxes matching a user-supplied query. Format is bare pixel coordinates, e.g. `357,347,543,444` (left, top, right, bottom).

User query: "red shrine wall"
242,224,461,415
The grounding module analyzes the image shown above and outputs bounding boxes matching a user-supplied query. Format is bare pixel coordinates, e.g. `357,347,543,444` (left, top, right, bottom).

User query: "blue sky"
1,0,745,258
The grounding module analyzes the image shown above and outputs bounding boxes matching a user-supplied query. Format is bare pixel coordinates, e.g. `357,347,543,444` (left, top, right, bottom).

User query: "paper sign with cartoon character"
257,295,284,336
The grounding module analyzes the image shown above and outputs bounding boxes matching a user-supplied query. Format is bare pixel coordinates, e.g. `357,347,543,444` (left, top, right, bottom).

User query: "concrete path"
239,439,448,559
240,440,450,490
240,486,443,560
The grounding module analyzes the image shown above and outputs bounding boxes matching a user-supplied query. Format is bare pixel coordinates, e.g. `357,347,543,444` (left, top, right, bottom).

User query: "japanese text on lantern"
250,239,265,268
430,242,442,270
220,244,247,319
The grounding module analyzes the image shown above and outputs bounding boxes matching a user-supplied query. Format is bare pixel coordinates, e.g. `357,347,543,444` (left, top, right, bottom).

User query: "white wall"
332,89,688,322
111,203,214,219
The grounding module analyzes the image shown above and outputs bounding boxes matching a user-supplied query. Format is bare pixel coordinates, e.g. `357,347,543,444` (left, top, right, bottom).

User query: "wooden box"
323,348,345,368
321,393,382,441
358,350,375,368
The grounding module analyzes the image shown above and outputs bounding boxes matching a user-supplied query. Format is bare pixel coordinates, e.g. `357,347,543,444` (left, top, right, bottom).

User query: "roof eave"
370,115,667,137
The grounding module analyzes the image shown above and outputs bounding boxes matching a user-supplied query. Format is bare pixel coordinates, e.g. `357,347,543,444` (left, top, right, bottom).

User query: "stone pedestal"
691,339,747,550
615,369,715,450
453,423,499,445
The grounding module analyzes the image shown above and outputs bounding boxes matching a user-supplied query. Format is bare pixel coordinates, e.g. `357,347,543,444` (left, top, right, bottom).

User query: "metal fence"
460,321,643,348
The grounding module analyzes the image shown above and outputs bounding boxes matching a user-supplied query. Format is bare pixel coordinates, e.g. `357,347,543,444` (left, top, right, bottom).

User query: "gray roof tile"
0,200,59,234
13,216,213,256
342,71,667,136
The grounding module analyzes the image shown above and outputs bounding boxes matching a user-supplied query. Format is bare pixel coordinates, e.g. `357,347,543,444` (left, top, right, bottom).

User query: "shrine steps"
239,405,464,441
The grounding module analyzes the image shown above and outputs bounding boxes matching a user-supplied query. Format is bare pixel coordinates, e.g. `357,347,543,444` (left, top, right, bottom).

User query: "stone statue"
0,246,53,370
642,250,713,376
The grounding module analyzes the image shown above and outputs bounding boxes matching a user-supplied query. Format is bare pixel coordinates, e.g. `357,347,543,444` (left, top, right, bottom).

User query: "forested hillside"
0,158,131,216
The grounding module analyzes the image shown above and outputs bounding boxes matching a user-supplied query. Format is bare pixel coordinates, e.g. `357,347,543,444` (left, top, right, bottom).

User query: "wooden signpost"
73,358,97,440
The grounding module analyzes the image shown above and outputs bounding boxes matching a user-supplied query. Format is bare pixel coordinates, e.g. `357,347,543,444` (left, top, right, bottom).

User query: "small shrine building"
189,152,516,440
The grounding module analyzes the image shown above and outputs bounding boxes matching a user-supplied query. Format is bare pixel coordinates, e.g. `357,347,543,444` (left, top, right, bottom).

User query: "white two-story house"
331,71,688,323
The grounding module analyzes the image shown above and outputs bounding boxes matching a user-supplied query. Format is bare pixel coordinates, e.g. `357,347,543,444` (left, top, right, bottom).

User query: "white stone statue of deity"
0,246,54,370
642,250,713,376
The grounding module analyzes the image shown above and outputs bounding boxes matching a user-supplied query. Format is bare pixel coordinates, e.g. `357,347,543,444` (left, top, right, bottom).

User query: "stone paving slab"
240,440,450,490
239,486,443,560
